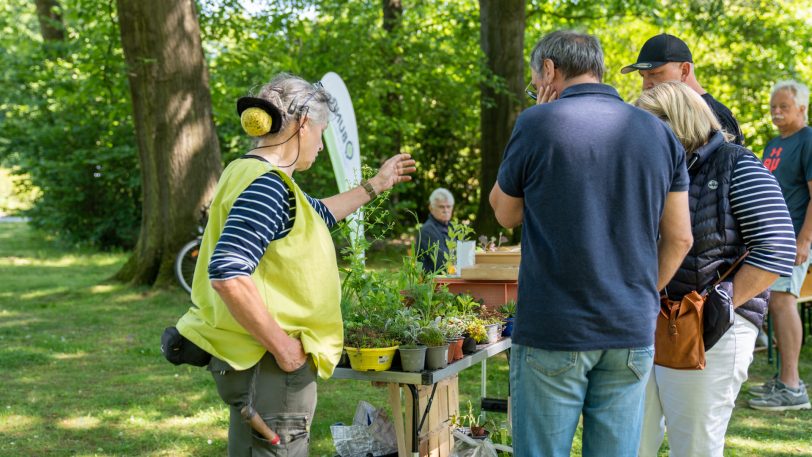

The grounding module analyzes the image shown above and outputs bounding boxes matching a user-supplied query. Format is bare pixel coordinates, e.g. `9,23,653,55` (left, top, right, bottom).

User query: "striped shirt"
730,152,796,276
208,171,336,280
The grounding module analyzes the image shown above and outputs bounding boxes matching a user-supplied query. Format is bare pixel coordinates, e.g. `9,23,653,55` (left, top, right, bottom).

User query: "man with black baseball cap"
623,33,744,145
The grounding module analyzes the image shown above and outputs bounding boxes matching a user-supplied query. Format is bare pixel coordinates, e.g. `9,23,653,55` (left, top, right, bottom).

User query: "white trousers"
639,314,758,457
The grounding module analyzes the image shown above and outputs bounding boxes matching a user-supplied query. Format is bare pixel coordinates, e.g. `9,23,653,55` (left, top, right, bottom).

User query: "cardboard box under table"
332,338,511,457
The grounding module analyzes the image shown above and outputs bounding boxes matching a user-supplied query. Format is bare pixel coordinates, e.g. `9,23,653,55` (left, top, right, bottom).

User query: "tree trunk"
381,0,403,157
476,0,525,236
114,0,222,288
381,0,403,210
34,0,65,42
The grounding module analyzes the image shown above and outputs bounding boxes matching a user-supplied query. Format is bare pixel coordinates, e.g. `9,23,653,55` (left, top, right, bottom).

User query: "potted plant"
497,300,516,337
477,304,505,344
334,189,410,372
482,318,503,344
342,270,403,372
387,309,426,372
343,323,400,371
451,400,489,439
439,316,466,362
477,233,509,252
465,316,488,347
418,324,448,370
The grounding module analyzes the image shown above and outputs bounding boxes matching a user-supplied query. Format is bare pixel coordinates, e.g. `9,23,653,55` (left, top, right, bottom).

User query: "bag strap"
706,251,748,295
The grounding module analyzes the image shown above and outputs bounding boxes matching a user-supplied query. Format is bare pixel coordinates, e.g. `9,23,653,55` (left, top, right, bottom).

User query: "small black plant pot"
338,350,350,368
462,336,477,354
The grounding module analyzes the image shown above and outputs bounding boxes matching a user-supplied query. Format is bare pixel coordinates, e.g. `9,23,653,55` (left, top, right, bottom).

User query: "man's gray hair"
530,30,605,82
772,79,810,122
429,188,454,206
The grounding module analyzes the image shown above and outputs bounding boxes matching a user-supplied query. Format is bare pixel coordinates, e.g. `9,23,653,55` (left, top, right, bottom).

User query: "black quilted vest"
666,132,767,329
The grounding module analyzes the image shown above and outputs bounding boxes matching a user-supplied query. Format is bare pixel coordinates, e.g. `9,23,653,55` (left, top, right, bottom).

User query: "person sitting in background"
635,81,795,457
417,187,454,273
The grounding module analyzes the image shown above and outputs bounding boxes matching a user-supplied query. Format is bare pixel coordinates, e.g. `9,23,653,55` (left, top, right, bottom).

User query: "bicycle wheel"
175,239,201,294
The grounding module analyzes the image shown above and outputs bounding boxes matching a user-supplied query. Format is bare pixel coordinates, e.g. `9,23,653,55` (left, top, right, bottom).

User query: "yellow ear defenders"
236,97,283,137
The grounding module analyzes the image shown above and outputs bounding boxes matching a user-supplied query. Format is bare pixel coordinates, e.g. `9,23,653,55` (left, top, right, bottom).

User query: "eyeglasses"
525,82,538,101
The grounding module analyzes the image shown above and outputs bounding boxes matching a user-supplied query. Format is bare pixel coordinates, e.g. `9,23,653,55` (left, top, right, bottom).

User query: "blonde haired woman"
635,81,795,456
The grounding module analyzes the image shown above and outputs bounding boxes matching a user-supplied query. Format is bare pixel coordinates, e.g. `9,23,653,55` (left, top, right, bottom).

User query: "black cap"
620,34,693,74
236,97,283,134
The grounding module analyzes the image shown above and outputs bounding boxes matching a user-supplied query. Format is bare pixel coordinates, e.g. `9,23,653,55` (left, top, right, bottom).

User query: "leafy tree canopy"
1,0,810,248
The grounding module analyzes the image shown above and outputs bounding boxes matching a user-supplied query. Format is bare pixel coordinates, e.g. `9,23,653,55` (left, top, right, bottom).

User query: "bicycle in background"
174,204,209,295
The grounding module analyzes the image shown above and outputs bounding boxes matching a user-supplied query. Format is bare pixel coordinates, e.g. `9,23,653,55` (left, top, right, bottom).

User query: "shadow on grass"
2,222,811,456
0,348,51,369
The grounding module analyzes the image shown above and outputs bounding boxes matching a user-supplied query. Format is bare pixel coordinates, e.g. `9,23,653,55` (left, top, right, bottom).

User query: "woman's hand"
368,153,416,194
321,153,416,220
274,333,308,372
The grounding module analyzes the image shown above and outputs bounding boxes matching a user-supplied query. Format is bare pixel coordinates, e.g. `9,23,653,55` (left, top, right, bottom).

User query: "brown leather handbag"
654,253,747,370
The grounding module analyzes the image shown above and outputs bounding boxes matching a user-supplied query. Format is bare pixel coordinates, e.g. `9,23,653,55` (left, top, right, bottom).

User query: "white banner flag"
321,72,364,250
321,72,361,192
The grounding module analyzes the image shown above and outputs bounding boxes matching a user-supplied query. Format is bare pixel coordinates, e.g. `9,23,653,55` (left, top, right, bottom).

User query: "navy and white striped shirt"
208,171,336,280
730,153,796,277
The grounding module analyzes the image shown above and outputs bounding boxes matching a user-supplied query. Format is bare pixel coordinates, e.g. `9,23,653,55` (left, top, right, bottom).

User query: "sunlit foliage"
1,0,811,247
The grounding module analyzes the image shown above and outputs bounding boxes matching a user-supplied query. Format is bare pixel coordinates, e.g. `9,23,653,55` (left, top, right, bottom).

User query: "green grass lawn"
0,221,810,456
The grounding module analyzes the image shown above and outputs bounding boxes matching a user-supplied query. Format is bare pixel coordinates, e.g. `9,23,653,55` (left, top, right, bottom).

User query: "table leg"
480,359,487,421
407,385,419,457
388,383,408,457
407,383,439,457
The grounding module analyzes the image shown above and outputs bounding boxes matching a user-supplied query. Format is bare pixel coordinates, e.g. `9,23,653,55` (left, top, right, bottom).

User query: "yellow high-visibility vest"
178,158,343,379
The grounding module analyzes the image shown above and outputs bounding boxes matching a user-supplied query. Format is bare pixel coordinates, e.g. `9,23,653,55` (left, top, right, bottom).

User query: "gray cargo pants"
209,352,317,457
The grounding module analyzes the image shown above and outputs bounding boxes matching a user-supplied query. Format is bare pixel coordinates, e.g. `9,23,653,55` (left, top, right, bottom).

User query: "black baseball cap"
620,33,693,74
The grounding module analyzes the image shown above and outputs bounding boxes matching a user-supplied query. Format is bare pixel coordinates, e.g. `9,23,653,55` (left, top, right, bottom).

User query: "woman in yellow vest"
177,73,415,456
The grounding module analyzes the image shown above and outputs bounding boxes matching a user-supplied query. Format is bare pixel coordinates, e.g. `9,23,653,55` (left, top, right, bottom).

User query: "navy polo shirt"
497,83,688,351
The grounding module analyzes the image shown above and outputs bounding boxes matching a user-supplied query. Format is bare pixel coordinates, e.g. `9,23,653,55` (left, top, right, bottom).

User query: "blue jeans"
510,343,653,457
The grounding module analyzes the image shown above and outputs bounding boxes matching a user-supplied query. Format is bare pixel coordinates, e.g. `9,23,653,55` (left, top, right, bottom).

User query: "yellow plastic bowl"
344,346,398,371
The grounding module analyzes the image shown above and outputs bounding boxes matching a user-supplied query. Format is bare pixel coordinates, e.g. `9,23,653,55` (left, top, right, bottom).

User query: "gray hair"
255,73,336,134
429,188,454,206
530,30,605,82
772,79,810,122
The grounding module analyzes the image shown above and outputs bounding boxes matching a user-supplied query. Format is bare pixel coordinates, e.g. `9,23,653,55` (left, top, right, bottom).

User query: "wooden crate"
399,376,460,457
460,264,518,281
435,278,518,311
475,250,521,266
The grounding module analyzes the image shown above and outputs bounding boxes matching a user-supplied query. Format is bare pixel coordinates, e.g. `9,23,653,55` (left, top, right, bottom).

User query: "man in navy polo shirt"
490,30,693,457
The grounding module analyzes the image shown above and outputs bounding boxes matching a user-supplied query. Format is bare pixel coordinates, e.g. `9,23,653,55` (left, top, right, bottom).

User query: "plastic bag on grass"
331,401,397,457
451,430,512,457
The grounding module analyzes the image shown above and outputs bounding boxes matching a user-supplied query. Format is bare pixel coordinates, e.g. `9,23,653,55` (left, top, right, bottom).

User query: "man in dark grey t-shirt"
490,30,693,457
622,33,745,145
749,79,812,412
